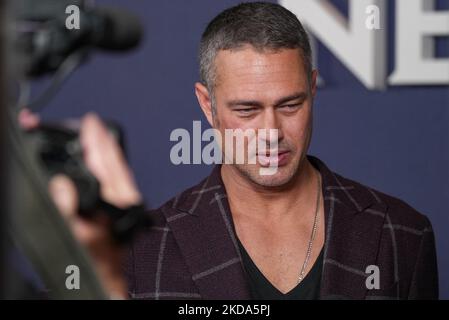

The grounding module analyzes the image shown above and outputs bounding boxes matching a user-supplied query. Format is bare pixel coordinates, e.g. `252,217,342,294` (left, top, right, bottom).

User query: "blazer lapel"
162,166,251,299
311,157,388,300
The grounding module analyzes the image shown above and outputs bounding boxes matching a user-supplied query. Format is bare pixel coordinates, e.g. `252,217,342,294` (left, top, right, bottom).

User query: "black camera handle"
97,200,152,245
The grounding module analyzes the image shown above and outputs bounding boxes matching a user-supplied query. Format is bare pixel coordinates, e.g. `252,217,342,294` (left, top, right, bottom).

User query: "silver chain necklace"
298,171,322,283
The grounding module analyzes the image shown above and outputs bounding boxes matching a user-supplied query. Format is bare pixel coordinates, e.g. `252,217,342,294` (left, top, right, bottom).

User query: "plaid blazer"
124,156,439,300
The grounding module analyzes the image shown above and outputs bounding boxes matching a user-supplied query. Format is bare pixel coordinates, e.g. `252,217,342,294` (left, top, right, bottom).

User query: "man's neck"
221,158,319,222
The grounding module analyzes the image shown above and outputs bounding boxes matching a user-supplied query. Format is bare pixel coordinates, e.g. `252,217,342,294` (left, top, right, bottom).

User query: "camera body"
26,120,124,213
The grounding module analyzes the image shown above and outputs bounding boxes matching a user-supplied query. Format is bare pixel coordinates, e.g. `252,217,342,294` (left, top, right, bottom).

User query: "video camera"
15,0,149,242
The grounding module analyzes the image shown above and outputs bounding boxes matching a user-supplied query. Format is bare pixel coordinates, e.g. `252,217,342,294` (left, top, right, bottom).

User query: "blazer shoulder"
336,172,432,231
146,174,211,225
370,186,432,230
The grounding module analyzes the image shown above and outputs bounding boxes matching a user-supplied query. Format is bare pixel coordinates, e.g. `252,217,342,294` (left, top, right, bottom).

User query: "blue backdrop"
37,0,448,298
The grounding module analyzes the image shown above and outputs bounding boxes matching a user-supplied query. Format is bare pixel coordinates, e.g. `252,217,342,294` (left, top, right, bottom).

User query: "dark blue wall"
38,0,448,298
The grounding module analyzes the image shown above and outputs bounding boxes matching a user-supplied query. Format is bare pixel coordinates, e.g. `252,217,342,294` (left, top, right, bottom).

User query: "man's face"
199,46,316,187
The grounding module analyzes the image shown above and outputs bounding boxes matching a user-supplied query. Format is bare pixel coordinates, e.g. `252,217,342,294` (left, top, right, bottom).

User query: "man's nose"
260,108,284,144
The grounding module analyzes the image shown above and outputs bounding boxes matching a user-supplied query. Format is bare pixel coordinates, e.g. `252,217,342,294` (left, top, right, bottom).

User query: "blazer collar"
310,156,388,299
162,165,251,299
165,156,388,299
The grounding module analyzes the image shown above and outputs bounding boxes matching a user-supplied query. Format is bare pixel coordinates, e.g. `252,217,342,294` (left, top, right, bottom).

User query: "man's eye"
280,103,301,110
236,108,256,114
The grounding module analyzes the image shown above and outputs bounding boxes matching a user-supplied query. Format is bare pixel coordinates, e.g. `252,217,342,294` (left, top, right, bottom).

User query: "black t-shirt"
237,237,323,300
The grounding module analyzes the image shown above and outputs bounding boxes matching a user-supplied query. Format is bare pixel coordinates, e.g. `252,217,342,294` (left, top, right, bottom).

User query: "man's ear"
310,69,318,98
195,82,214,127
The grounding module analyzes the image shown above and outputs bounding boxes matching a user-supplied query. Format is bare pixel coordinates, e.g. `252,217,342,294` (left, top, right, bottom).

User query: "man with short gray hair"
53,2,438,300
121,2,438,299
